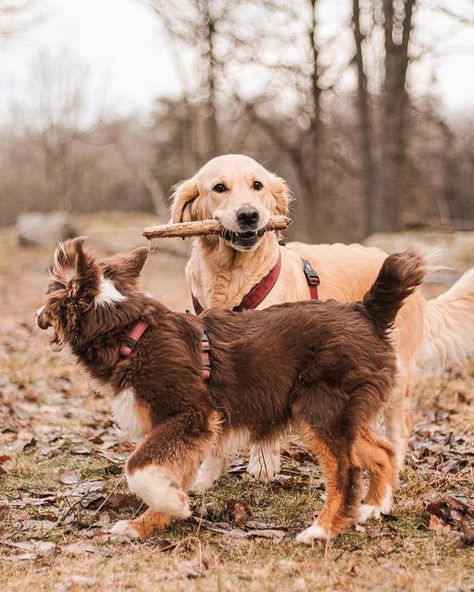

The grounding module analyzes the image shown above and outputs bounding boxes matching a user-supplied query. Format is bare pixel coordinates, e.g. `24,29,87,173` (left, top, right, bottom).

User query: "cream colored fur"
110,388,151,441
170,154,474,476
420,268,474,374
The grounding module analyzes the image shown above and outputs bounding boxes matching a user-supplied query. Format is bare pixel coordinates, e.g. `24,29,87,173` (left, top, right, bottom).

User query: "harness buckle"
303,259,320,286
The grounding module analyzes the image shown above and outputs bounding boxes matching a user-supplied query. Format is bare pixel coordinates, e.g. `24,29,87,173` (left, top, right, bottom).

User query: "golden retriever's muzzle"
220,227,266,250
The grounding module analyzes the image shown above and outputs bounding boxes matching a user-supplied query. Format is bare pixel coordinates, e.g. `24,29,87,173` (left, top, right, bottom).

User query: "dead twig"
143,215,292,240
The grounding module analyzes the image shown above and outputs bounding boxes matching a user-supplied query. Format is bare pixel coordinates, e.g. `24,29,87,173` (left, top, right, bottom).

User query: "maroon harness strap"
192,252,320,314
192,252,282,315
201,329,211,382
120,320,150,357
121,320,210,382
302,258,320,300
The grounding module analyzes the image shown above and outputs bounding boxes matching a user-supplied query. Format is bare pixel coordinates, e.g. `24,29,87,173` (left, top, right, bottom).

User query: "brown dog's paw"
295,520,332,544
109,520,141,538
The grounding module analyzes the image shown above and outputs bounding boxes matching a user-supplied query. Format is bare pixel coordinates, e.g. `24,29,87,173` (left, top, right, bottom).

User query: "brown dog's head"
170,154,291,252
36,237,149,352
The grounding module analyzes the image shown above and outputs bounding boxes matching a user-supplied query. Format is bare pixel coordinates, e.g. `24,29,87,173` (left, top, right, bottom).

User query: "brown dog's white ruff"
170,153,474,482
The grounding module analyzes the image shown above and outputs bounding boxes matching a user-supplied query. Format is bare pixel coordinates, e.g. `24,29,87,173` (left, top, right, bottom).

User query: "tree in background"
0,0,473,239
0,0,40,40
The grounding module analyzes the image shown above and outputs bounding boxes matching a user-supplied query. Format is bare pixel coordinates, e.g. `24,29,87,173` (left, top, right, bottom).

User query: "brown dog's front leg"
110,411,220,538
110,508,171,539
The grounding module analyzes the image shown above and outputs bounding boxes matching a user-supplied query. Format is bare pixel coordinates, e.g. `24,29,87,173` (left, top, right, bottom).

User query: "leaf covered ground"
0,215,473,591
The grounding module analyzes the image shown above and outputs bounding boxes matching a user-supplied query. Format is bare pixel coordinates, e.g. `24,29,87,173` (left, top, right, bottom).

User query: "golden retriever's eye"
213,183,227,193
253,181,263,191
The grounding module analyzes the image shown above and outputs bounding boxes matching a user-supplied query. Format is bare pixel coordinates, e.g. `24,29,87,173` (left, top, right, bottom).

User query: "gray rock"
17,212,79,247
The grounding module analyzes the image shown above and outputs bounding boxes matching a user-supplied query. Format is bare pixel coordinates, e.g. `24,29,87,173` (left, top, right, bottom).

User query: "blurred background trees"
0,0,473,241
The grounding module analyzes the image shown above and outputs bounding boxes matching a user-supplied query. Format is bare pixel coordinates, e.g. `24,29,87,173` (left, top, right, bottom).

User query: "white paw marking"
109,520,140,538
358,485,393,523
247,443,281,482
94,277,127,307
127,466,191,518
296,520,330,544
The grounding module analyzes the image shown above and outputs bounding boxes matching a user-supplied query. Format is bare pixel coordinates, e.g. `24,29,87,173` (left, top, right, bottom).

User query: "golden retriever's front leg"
192,441,228,492
247,441,281,482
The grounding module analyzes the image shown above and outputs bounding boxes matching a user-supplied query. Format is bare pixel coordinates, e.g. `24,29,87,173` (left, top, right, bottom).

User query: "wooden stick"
143,215,292,240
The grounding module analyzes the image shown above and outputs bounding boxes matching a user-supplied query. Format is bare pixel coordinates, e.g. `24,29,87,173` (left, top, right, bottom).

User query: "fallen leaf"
62,575,97,589
427,513,451,535
226,499,250,528
461,520,474,546
245,528,285,540
58,468,80,485
9,540,56,556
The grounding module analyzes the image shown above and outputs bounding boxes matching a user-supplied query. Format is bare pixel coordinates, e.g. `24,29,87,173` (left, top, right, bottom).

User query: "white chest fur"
110,388,150,441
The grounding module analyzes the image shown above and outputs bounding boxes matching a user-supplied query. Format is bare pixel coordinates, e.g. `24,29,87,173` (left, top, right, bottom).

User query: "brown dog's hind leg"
294,418,362,543
354,430,397,523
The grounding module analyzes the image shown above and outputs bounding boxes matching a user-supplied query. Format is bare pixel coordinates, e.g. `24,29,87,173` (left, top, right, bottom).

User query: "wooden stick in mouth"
143,215,292,240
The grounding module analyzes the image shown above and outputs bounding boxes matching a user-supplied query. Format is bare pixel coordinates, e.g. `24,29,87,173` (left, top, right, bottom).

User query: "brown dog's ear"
102,247,149,280
53,236,99,292
72,237,90,279
269,174,291,216
119,247,149,278
72,237,100,293
53,236,87,282
169,177,199,223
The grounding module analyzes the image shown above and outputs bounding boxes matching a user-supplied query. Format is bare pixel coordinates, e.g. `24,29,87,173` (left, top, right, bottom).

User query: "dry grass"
1,215,473,592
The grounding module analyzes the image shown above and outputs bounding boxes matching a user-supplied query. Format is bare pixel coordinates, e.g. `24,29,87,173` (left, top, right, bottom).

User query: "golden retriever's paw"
192,457,225,492
358,486,393,523
192,474,214,493
109,520,141,538
295,520,331,544
247,443,280,482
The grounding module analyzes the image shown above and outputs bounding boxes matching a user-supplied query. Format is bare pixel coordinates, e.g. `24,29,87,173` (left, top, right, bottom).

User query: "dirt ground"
1,214,473,592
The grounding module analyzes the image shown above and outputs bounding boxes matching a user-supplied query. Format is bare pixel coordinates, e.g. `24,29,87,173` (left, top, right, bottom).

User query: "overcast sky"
0,0,473,124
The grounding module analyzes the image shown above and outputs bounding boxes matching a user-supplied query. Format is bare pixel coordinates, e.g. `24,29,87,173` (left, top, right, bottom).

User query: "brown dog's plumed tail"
363,249,425,334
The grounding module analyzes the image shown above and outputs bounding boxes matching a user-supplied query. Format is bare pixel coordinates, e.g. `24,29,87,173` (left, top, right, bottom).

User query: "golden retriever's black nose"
236,207,259,230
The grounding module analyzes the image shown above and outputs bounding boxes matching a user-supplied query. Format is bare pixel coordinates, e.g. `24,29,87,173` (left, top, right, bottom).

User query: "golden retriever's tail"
419,267,474,374
363,250,425,335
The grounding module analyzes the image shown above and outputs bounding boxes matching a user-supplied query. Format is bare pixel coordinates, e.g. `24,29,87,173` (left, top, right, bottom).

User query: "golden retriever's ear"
269,174,291,216
169,177,199,223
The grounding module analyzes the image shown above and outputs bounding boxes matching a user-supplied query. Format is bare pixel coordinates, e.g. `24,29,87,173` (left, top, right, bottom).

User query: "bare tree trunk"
379,0,416,231
352,0,376,236
304,0,325,239
203,0,219,159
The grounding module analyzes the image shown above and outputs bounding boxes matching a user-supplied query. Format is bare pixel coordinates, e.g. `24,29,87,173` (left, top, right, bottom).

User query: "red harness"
120,320,150,357
121,320,211,382
192,253,319,314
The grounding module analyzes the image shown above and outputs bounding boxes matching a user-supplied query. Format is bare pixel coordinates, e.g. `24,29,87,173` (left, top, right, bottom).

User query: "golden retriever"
170,154,474,488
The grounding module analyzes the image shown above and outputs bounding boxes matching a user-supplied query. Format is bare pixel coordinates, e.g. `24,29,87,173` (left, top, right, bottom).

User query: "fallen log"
143,215,292,240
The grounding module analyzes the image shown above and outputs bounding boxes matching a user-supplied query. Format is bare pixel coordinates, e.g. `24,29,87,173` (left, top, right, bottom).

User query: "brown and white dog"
170,154,474,484
36,238,423,541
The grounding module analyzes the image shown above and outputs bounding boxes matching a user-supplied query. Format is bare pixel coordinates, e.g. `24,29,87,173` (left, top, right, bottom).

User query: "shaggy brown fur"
37,238,424,541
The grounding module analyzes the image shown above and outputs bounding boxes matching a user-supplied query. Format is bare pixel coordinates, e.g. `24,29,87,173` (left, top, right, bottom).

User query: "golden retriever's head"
170,154,291,251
